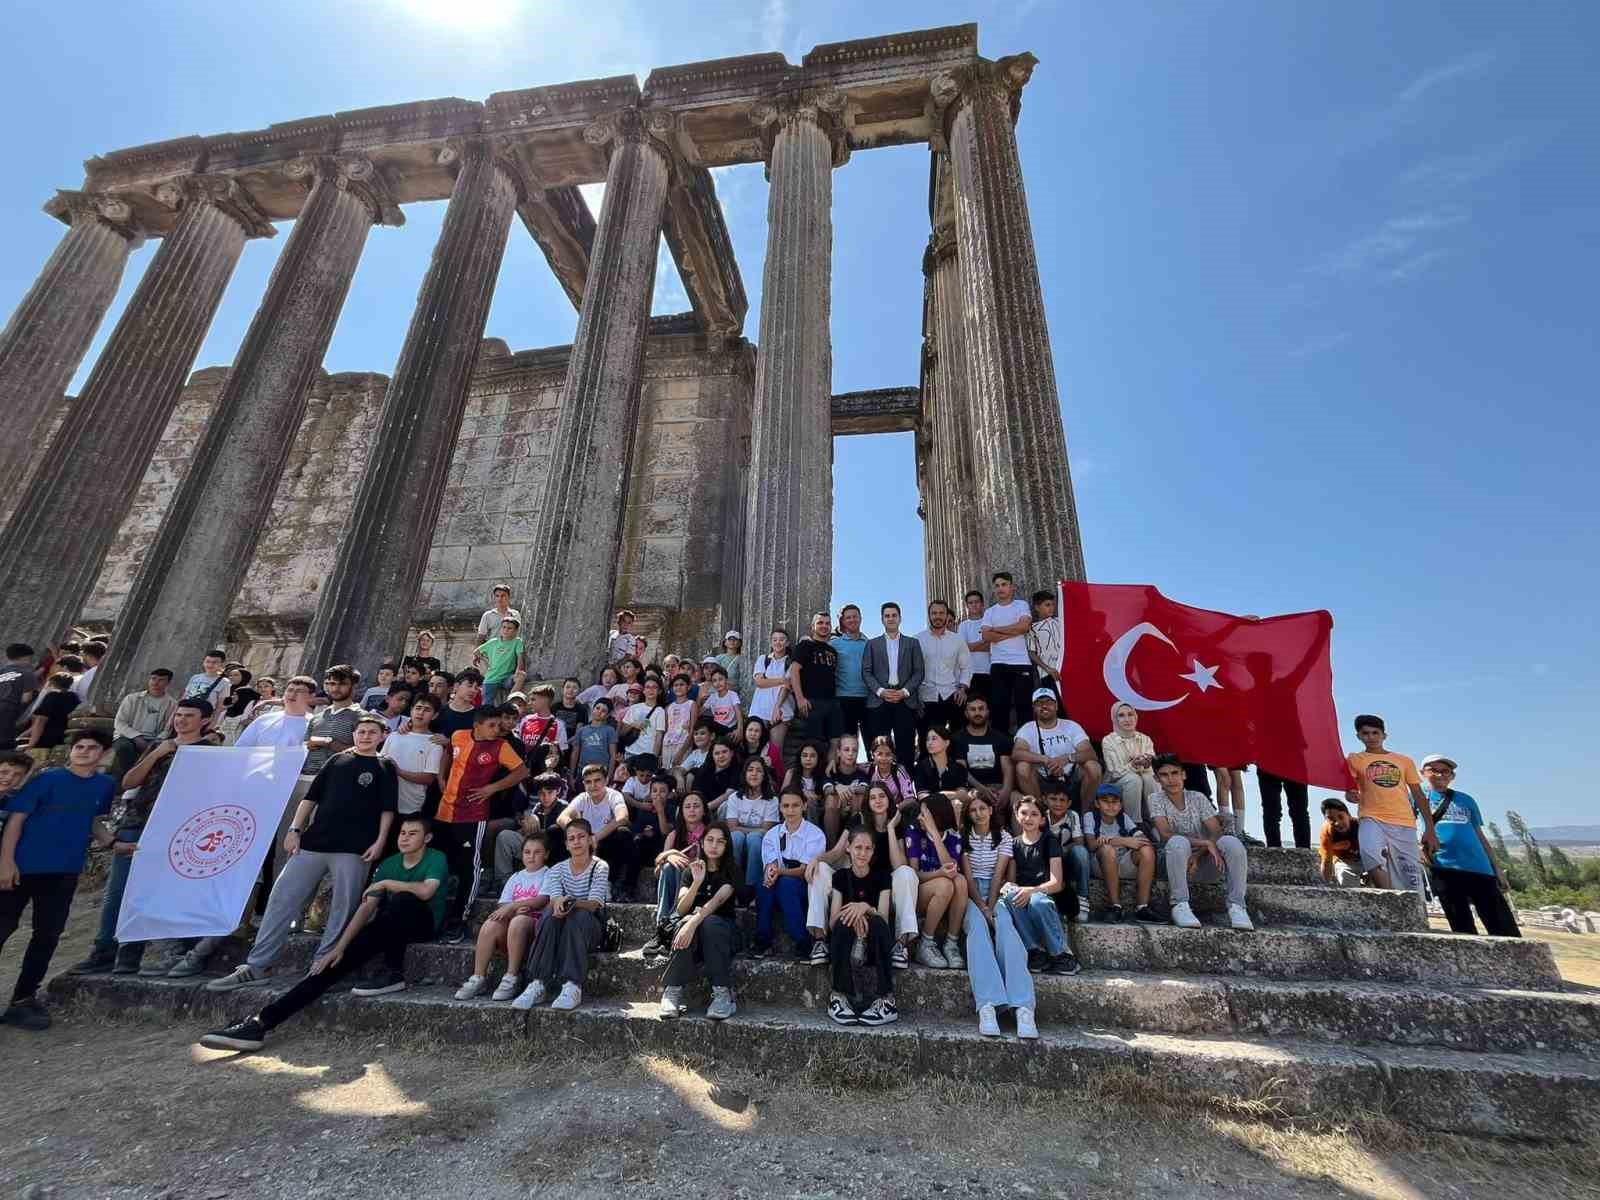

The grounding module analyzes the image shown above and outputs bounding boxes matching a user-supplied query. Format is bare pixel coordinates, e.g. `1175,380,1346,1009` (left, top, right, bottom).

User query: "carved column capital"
285,155,405,227
153,174,276,239
929,53,1037,140
583,107,678,177
42,190,147,243
748,87,850,168
922,223,958,276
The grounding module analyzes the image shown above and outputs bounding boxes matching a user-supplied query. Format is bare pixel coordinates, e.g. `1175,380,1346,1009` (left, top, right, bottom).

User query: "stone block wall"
75,329,753,679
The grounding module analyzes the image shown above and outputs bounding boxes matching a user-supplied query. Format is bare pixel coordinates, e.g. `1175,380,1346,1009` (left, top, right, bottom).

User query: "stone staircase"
52,847,1600,1140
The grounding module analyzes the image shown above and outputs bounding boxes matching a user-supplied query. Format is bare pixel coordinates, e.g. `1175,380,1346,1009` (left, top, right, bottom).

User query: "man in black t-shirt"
788,612,844,757
0,644,37,752
552,677,589,741
19,672,78,767
207,715,398,992
952,695,1015,819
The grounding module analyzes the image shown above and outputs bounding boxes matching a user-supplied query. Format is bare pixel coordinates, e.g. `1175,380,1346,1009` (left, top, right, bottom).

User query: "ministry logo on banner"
116,746,307,943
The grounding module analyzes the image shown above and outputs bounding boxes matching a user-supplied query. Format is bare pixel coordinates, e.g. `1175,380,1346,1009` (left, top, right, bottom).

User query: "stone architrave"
740,89,848,645
0,176,272,652
300,139,517,675
932,55,1086,591
94,158,395,707
0,192,145,516
522,108,672,680
921,221,983,608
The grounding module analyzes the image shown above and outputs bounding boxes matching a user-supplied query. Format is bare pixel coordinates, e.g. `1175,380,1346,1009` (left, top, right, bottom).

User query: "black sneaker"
1104,904,1125,924
1026,949,1047,974
1,997,50,1031
351,970,406,997
641,930,667,960
1047,952,1082,977
1132,905,1162,925
67,950,116,976
441,921,468,945
747,941,771,960
200,1017,266,1051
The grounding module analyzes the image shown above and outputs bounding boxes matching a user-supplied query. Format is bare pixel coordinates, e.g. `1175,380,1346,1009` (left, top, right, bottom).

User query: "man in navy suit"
862,602,926,768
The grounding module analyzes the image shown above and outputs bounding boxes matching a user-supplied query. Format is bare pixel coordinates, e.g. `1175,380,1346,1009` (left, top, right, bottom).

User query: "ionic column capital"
436,138,539,208
153,174,276,239
748,88,850,168
284,155,405,227
929,53,1037,140
42,190,148,244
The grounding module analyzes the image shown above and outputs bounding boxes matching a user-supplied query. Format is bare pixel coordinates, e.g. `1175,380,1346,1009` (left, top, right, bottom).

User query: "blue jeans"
1065,845,1090,908
94,829,141,954
730,829,765,887
655,862,683,924
964,891,1034,1010
1007,889,1067,955
756,875,811,952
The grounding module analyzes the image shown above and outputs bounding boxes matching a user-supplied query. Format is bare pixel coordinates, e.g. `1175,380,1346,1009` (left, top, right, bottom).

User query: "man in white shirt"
235,674,317,916
476,584,522,642
916,599,972,746
71,642,105,705
981,572,1035,736
957,589,991,712
862,602,925,768
1013,688,1103,814
558,764,632,894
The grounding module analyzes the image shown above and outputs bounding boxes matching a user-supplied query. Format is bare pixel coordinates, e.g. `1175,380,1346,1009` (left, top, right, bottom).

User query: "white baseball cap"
1420,753,1457,770
1031,688,1057,703
724,629,742,641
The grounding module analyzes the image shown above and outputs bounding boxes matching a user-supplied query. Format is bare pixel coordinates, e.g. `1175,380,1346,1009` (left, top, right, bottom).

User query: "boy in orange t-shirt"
435,707,529,940
1343,714,1436,896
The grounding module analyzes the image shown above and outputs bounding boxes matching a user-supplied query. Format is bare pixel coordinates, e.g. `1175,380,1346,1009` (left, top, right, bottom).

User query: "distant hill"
1527,826,1600,847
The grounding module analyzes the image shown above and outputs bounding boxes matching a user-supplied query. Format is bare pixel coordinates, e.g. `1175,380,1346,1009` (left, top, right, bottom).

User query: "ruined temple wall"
77,333,753,677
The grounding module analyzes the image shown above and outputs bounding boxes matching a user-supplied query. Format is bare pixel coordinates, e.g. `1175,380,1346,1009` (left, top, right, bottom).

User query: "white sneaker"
914,936,949,970
978,1004,1001,1038
492,973,522,1001
1016,1007,1039,1040
551,982,582,1011
942,936,965,971
1171,901,1202,929
1228,902,1255,931
659,986,685,1019
510,980,546,1010
454,974,486,1000
890,941,910,970
808,940,829,966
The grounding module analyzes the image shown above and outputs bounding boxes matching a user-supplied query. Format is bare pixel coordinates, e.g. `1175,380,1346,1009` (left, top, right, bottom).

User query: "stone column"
921,221,984,607
0,176,271,652
521,109,672,680
740,89,847,644
94,158,394,706
0,192,144,516
933,54,1086,590
300,140,517,674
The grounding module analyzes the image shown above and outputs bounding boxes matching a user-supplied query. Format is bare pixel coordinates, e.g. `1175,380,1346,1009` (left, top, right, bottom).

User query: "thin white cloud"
1395,50,1498,106
1315,206,1468,278
1398,140,1523,194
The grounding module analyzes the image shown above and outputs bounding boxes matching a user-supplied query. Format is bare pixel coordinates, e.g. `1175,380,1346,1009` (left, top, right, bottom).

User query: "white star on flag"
1179,661,1223,692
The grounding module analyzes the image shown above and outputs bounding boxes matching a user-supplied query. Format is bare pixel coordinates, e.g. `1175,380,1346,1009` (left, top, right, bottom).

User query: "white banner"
116,745,307,943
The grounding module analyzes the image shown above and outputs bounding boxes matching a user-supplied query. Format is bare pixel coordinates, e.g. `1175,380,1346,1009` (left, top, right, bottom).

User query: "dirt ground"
3,899,1597,1200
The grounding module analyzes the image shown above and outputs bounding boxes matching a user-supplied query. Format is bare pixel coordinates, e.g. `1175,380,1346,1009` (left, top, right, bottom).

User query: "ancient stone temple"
0,23,1084,702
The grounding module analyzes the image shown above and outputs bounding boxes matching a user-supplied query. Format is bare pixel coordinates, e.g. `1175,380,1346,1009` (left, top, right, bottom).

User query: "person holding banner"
68,697,218,977
0,728,116,1031
201,814,448,1051
207,715,397,993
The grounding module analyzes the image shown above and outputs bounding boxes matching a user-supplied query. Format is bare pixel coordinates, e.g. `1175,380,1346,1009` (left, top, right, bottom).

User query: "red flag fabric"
1056,582,1346,790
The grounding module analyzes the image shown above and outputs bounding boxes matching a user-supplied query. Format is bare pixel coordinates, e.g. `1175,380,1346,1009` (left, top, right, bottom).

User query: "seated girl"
753,790,827,959
738,715,784,779
511,820,611,1011
1004,797,1080,976
720,756,780,899
960,792,1037,1039
865,735,917,814
457,832,551,1001
645,791,710,957
820,733,867,844
781,740,827,827
659,822,740,1021
902,792,967,969
912,723,977,808
825,827,898,1028
803,781,920,968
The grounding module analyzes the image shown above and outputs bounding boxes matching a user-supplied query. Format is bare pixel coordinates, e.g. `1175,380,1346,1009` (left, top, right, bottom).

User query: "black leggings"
0,871,77,1003
257,893,436,1030
829,912,894,1001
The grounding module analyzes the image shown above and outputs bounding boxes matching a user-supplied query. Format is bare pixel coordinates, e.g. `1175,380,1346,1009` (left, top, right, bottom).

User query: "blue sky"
2,1,1595,830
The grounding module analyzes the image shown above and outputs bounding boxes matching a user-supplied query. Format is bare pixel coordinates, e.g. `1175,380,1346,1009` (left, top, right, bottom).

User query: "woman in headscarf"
1099,701,1156,824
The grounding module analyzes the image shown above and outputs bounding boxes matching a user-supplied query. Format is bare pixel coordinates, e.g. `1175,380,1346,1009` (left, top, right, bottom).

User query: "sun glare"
394,0,522,31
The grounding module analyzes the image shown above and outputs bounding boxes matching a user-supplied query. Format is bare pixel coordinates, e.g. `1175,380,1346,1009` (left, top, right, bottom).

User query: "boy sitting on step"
200,815,447,1052
1083,785,1159,924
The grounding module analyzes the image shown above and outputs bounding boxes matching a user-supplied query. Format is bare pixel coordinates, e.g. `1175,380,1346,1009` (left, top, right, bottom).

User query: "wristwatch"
288,826,304,834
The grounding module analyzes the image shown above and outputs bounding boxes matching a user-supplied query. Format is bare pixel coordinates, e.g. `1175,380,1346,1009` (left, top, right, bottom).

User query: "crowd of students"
0,572,1517,1047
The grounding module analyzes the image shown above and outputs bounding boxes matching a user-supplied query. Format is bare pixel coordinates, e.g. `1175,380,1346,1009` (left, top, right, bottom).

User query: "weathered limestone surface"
934,55,1086,592
920,218,982,607
0,192,142,516
830,387,920,435
0,177,268,651
301,140,517,675
93,160,387,705
521,112,672,679
741,91,844,644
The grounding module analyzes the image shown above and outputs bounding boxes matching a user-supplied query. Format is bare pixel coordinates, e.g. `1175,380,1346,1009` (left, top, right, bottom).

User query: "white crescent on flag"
1101,621,1189,711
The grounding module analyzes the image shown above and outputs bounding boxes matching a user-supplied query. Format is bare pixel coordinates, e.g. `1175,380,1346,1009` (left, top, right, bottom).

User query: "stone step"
472,878,1425,933
50,973,1600,1141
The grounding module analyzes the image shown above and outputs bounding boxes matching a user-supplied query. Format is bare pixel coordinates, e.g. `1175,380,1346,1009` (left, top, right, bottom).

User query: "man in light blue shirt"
830,604,870,749
1420,754,1519,938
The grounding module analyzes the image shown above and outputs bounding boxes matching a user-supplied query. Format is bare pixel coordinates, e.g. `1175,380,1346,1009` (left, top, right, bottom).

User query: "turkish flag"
1056,582,1345,790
